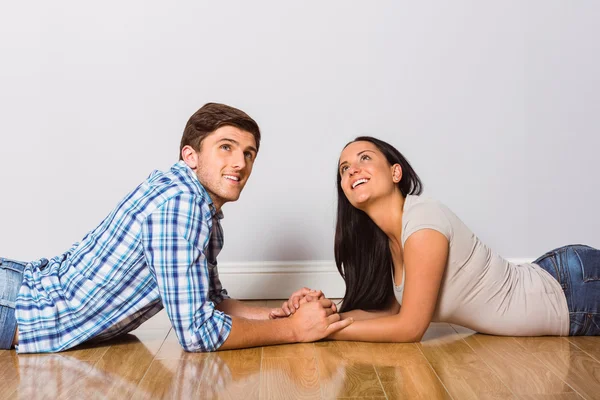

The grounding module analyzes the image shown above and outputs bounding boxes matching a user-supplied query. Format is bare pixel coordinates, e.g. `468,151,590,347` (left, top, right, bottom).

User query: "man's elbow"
180,339,222,353
178,325,230,353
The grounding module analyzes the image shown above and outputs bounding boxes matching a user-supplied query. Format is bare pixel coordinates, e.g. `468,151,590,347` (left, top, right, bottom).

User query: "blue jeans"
0,258,25,349
534,244,600,335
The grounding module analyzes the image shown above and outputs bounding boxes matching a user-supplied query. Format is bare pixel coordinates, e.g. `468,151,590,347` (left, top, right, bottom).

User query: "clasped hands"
269,287,338,319
267,287,352,342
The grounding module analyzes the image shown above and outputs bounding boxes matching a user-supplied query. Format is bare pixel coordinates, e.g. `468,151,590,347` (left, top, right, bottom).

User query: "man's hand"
219,298,354,350
270,287,332,319
289,298,353,342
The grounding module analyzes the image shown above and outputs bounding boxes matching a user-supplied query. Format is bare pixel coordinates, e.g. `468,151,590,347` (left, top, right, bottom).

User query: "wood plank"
14,354,125,400
419,323,514,399
533,350,600,400
5,310,599,400
336,398,386,400
135,347,261,400
519,394,583,400
377,363,452,400
514,337,580,353
262,343,315,358
261,357,320,400
514,336,600,399
567,337,600,362
58,329,169,399
261,342,321,399
60,342,111,362
0,356,20,399
463,334,576,396
0,349,14,359
316,341,408,398
567,337,600,353
215,347,262,399
315,337,450,399
155,328,187,360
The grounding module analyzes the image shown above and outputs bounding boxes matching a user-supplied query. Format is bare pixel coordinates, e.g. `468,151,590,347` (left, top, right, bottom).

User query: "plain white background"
1,1,599,268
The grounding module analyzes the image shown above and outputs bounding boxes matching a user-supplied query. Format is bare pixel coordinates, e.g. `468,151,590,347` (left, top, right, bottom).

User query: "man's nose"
232,151,247,169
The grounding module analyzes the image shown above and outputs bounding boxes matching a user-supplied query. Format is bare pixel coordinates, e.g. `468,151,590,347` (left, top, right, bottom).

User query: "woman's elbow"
410,331,425,342
411,322,431,342
392,324,427,343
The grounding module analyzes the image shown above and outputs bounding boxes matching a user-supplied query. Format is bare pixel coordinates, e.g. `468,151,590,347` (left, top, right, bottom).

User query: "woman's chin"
350,194,372,208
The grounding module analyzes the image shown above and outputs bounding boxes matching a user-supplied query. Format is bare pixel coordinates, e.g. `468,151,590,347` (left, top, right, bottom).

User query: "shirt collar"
175,161,225,220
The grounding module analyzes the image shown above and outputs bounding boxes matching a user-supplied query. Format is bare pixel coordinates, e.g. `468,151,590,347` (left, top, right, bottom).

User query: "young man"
0,103,352,353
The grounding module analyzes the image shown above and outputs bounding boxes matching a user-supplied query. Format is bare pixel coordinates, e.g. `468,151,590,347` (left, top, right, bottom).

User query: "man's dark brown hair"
179,102,261,160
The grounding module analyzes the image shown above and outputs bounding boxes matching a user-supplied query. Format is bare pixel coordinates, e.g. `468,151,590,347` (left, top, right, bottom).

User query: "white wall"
1,2,599,297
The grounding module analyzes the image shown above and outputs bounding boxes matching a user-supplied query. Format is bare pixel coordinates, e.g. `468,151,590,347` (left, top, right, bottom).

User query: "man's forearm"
218,316,296,350
216,299,272,320
217,299,354,351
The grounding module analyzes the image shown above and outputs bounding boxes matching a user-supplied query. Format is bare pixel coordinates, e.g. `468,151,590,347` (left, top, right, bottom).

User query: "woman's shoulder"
402,195,454,243
404,194,450,213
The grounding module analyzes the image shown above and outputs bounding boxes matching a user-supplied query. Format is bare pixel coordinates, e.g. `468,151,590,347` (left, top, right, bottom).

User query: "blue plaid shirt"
15,161,232,353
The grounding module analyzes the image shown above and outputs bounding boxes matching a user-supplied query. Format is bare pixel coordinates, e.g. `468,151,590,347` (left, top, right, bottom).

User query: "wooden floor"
1,300,599,400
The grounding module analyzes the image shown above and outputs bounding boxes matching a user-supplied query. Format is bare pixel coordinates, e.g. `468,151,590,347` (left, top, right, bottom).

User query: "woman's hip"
534,244,600,335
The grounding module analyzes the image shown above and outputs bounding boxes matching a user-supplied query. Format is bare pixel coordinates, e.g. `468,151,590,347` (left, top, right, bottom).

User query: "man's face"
183,125,258,210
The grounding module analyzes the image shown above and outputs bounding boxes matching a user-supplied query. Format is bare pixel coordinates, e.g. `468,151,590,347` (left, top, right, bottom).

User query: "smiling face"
338,141,402,209
181,125,258,210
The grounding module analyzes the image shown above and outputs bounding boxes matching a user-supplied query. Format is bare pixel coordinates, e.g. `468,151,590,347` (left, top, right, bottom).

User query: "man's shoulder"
125,162,211,217
144,162,205,198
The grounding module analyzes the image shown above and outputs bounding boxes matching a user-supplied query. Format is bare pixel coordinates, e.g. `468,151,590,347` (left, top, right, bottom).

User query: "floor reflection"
315,339,451,399
3,322,591,400
15,351,149,399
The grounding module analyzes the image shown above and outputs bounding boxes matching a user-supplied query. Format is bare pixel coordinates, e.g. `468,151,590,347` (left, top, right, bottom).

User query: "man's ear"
181,145,199,169
392,164,402,183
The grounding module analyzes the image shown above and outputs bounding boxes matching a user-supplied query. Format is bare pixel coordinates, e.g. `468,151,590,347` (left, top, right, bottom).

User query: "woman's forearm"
339,300,400,321
340,308,398,321
329,314,425,343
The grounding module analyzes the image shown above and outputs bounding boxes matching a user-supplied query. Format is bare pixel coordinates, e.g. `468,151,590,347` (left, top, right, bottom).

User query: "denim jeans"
534,244,600,335
0,258,25,349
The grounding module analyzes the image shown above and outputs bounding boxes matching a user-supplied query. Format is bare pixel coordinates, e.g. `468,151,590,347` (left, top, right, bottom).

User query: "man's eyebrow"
338,150,375,167
217,138,258,154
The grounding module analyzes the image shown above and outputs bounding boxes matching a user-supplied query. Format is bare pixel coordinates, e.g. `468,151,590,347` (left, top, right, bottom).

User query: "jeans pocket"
533,251,556,265
573,246,600,282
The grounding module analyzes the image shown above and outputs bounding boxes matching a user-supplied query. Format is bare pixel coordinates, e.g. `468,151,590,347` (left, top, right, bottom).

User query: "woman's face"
338,141,401,209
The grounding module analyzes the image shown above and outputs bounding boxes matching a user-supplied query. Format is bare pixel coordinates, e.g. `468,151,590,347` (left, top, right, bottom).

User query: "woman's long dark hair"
335,136,423,312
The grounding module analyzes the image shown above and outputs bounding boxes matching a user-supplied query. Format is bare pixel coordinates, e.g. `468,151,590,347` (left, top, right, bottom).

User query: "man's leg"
0,258,25,349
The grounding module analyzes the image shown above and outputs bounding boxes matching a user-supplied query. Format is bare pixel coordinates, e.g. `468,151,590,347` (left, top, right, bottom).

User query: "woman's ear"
181,145,199,170
392,164,402,183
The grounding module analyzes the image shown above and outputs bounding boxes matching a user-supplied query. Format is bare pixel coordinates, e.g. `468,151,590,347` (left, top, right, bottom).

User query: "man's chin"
220,191,242,204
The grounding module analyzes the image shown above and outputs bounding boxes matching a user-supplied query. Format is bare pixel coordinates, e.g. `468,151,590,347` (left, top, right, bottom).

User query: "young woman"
326,136,599,342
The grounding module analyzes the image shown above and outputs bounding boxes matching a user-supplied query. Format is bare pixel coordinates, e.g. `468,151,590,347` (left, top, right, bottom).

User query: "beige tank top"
396,195,569,336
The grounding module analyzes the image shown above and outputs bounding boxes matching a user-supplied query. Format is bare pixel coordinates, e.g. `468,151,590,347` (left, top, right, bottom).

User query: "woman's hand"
269,287,330,319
